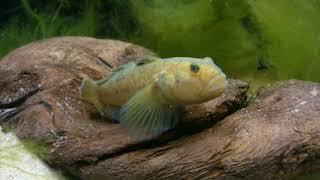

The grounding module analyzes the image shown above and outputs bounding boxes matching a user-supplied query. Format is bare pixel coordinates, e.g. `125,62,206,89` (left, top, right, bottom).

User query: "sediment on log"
0,37,319,179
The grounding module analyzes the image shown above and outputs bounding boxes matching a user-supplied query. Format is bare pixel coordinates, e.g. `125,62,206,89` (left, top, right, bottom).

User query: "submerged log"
0,37,319,179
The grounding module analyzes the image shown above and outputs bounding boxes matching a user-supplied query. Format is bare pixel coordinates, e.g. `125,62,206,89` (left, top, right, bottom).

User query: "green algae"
131,0,320,84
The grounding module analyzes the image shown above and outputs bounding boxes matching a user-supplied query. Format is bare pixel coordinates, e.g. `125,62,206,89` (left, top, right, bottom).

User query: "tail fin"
80,78,104,114
80,78,97,102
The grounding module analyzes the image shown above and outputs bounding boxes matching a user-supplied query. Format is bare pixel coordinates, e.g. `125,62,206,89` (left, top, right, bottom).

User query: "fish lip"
200,73,227,97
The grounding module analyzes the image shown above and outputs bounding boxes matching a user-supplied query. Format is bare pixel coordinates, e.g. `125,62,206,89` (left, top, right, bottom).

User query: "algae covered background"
1,0,320,87
0,0,320,179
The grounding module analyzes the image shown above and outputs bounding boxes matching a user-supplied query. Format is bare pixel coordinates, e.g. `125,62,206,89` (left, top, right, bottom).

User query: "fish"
80,56,227,140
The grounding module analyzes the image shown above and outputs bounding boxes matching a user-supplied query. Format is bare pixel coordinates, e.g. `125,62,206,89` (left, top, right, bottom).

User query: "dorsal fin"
96,56,159,85
96,62,136,85
136,56,159,66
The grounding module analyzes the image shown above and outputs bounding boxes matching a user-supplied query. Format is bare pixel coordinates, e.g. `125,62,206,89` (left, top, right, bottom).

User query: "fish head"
159,57,227,105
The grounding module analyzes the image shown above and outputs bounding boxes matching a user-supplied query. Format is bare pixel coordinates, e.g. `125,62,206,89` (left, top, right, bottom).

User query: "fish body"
80,56,227,140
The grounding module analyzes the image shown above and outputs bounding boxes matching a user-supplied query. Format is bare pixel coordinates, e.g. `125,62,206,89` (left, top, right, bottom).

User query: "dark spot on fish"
136,56,158,66
190,64,200,73
136,62,146,66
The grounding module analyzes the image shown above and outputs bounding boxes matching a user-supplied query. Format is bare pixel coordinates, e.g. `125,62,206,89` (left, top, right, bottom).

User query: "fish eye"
190,63,200,73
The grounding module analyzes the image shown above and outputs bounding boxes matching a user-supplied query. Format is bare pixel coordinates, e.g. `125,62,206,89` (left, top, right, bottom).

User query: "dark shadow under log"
0,37,319,179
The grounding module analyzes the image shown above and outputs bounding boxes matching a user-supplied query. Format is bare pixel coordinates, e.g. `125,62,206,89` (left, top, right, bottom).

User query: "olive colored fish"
80,56,227,140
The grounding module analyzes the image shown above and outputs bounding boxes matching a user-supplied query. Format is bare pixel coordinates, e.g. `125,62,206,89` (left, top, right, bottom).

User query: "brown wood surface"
0,37,319,179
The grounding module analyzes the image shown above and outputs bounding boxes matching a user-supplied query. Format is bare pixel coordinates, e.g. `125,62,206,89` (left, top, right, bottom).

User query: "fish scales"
103,61,167,104
80,57,227,140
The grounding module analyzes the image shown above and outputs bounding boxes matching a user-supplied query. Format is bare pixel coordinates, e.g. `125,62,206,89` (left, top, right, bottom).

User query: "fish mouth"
200,73,228,98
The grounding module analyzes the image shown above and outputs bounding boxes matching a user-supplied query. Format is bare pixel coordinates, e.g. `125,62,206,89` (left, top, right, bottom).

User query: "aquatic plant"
0,0,137,58
0,0,97,57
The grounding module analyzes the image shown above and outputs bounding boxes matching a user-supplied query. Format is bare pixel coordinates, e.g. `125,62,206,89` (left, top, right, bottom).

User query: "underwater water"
131,0,320,90
0,0,319,179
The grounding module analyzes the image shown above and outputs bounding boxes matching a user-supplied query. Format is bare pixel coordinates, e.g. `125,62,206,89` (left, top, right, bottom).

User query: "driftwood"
0,37,319,179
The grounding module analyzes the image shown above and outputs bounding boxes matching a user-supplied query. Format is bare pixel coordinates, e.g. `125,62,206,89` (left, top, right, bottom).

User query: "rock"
0,37,249,179
76,80,320,180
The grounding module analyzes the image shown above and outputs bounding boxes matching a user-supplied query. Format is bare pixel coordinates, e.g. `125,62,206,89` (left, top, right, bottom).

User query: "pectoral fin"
120,85,181,140
102,105,121,122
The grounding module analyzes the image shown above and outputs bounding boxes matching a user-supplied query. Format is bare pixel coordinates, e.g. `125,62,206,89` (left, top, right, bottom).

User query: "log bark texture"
0,37,319,179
